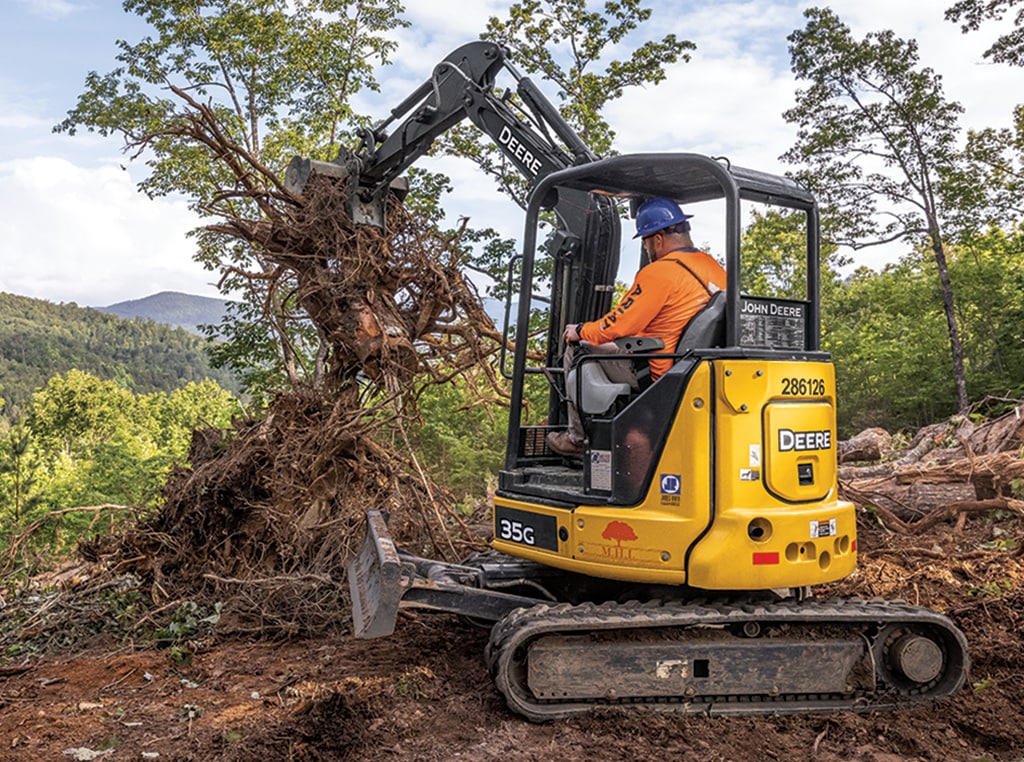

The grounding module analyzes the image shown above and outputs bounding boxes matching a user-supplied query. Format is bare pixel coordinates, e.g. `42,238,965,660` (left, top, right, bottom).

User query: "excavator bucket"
347,511,411,638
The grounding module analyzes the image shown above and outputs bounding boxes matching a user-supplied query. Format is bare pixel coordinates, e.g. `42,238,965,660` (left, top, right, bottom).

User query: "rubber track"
486,597,970,722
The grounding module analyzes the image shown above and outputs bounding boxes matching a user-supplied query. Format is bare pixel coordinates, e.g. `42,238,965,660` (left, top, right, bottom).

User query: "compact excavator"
287,40,970,722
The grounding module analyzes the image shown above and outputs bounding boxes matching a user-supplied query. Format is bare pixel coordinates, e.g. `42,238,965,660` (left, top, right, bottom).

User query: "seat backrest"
676,290,726,355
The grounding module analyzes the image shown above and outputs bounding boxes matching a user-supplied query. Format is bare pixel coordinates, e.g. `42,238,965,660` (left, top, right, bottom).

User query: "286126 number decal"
781,377,826,396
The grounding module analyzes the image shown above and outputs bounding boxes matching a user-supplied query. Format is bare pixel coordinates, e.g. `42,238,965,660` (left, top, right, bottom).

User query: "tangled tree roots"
84,391,478,637
76,152,505,638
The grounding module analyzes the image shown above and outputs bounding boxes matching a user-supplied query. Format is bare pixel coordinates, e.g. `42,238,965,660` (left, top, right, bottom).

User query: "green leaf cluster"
0,370,240,561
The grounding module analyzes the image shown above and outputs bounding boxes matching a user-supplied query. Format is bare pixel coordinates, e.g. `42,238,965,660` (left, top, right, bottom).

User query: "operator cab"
498,153,825,507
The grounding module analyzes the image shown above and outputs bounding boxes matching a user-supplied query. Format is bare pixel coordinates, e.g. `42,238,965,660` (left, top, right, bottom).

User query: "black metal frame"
503,153,821,473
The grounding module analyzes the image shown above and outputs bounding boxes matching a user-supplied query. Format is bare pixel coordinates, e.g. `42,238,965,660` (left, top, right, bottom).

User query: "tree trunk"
837,427,891,463
929,229,969,410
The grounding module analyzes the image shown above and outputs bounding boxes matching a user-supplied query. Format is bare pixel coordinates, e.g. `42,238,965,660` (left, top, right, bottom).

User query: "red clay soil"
2,515,1022,762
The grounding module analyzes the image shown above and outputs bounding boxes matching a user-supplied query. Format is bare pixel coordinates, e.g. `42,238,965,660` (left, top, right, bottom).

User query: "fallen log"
837,427,891,463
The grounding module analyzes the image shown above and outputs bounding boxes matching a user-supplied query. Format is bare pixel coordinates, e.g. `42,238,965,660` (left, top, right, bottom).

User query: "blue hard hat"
633,197,693,239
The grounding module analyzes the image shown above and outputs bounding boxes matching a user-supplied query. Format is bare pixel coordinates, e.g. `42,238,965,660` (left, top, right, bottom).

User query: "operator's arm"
577,265,670,344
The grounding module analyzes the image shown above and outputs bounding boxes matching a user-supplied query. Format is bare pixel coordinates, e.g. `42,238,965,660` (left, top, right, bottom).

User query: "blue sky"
0,0,1021,306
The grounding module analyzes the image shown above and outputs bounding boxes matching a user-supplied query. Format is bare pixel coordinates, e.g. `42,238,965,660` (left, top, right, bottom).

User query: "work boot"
546,430,584,457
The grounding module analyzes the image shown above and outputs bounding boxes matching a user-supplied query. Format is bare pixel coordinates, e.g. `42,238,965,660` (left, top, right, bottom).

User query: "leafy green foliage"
740,209,831,299
407,372,507,501
823,226,1024,435
825,256,954,435
948,227,1024,399
0,371,240,560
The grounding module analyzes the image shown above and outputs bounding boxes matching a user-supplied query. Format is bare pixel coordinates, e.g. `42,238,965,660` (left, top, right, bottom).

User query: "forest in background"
823,229,1024,434
0,292,238,420
0,0,1021,586
0,293,242,559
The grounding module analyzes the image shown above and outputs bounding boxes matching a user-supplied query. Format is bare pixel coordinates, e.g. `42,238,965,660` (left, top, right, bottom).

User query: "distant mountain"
98,291,232,334
0,292,238,420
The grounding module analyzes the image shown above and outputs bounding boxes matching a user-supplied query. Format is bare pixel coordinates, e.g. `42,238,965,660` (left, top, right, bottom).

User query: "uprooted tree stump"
71,90,512,637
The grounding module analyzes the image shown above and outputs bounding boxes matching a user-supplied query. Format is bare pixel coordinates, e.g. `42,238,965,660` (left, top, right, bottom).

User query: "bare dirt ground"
2,514,1022,762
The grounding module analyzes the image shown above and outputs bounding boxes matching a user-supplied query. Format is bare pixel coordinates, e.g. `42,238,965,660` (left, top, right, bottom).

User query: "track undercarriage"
348,511,970,722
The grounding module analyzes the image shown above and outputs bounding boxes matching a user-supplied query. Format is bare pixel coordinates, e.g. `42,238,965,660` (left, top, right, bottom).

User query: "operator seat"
572,290,726,416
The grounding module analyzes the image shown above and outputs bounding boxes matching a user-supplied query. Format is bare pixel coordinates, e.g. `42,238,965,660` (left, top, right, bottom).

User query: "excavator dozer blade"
347,511,410,639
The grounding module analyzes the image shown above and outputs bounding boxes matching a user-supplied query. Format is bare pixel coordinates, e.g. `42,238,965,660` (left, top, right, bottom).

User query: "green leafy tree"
0,425,44,525
143,379,242,459
439,0,692,298
946,0,1024,66
3,371,240,558
784,7,977,410
56,0,408,399
741,210,827,303
947,226,1024,398
407,369,508,500
951,105,1024,230
28,370,138,462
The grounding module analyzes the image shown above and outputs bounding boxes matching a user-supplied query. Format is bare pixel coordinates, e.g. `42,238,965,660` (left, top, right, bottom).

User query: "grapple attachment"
284,155,409,230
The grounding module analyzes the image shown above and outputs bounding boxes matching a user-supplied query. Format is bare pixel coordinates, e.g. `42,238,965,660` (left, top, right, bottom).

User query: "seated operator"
546,197,727,458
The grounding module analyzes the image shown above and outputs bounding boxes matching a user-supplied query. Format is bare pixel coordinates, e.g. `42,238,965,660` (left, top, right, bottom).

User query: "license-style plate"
494,506,559,551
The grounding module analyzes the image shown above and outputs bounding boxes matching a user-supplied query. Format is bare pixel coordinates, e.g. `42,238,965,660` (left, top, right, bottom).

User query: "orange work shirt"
578,249,727,379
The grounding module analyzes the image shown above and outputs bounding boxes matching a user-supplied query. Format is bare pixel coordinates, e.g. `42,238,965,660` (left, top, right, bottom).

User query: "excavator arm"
285,39,621,373
286,41,594,224
355,41,595,191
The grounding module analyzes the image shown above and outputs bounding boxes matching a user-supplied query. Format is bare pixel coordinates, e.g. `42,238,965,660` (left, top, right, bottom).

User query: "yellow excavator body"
492,358,856,590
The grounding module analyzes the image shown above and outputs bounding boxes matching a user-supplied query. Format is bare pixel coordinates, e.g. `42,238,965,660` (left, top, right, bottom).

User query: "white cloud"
0,157,218,306
18,0,80,20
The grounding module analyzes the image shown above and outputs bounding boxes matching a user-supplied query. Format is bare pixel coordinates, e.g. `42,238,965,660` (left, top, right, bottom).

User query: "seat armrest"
614,335,665,352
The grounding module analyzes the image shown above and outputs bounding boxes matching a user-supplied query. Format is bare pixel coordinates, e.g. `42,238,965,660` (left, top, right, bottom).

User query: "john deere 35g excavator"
288,41,969,722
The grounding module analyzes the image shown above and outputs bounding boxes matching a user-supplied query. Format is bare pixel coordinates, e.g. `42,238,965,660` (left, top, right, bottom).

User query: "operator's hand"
563,323,582,343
